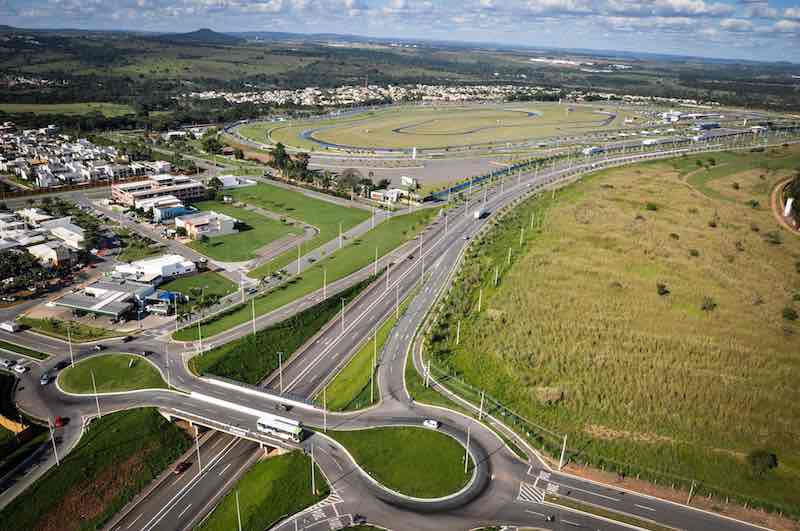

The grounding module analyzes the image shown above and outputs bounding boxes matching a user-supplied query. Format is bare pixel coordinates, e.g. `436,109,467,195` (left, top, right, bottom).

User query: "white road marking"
562,520,582,527
635,503,656,512
525,509,547,517
177,504,192,518
218,462,232,476
125,513,143,528
550,481,620,501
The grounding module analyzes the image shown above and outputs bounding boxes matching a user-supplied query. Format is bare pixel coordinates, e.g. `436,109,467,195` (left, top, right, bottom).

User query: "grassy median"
174,207,438,341
17,317,123,342
329,427,471,499
58,354,166,393
196,451,329,531
0,408,191,531
0,339,47,360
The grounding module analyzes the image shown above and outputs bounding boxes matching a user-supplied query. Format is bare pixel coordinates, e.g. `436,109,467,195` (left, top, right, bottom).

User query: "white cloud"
774,18,800,31
784,6,800,19
720,17,753,31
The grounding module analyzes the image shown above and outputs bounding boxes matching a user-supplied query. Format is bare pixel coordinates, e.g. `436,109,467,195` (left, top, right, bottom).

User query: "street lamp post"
278,351,284,394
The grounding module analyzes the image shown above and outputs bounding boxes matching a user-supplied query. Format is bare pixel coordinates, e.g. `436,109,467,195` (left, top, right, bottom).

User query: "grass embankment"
58,354,166,393
174,207,437,341
0,338,47,360
234,183,370,278
115,229,161,263
187,201,297,262
329,427,472,499
190,276,377,384
319,285,417,411
160,271,238,299
0,102,134,117
196,452,329,531
425,145,800,516
17,317,123,342
0,408,191,531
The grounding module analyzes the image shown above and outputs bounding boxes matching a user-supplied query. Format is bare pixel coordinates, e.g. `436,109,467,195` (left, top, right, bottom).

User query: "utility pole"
240,271,245,303
395,285,399,319
444,212,448,234
91,369,101,419
374,247,378,275
494,266,499,287
339,221,343,249
371,329,376,404
278,351,284,394
425,359,431,388
297,243,301,275
477,289,482,313
323,268,327,300
67,325,74,367
464,425,471,474
48,417,59,466
456,320,460,345
251,298,256,336
236,491,242,531
197,321,203,352
520,227,524,246
507,247,512,265
323,387,327,432
311,445,317,495
165,343,171,388
478,391,485,421
195,424,202,477
340,297,345,333
558,434,568,470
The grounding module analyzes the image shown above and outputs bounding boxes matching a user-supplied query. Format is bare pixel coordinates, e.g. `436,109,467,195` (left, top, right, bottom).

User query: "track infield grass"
196,451,329,531
425,144,800,515
173,207,438,341
329,427,472,499
58,354,166,393
159,270,238,299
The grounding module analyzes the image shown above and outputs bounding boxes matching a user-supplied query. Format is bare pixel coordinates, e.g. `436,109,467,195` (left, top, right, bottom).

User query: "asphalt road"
3,136,789,531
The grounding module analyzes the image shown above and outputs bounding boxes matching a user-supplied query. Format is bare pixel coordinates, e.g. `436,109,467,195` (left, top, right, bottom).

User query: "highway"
2,135,791,530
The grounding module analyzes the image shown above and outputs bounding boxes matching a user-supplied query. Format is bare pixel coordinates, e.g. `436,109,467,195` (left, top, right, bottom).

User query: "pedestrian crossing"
517,481,544,504
309,490,344,510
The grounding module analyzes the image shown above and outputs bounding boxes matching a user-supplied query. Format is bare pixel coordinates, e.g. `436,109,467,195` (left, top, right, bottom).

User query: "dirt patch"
584,424,675,446
34,446,153,531
563,463,800,531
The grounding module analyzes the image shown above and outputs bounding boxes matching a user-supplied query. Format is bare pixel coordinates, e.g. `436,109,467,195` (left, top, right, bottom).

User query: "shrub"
669,233,680,240
735,241,745,252
750,223,760,233
656,283,670,296
645,202,658,212
796,261,800,273
689,249,700,257
747,449,778,478
747,199,759,209
688,207,699,214
763,231,782,245
701,296,717,312
783,307,798,321
732,182,740,190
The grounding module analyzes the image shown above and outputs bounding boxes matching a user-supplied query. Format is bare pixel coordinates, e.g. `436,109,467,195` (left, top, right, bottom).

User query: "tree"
747,449,778,477
376,178,391,190
175,226,187,238
202,136,223,154
234,148,244,160
208,176,224,194
270,142,289,170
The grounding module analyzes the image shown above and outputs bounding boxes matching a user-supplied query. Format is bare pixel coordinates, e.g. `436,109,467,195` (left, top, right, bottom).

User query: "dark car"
122,336,134,343
54,360,69,371
173,461,192,475
274,403,291,412
141,350,154,357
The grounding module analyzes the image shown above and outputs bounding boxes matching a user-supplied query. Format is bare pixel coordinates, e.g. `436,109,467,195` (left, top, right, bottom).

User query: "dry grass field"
243,103,641,151
427,145,800,515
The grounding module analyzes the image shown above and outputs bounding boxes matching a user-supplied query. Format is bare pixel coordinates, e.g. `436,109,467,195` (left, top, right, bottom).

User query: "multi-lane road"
2,136,792,531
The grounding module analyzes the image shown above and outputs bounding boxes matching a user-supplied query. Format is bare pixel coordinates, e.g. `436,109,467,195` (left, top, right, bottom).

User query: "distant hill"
152,28,244,45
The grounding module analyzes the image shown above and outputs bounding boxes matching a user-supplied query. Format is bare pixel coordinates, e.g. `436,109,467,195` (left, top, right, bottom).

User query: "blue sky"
1,0,799,62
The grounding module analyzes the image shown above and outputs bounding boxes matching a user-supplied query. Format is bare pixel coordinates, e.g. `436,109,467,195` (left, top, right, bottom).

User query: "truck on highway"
0,321,20,333
473,208,489,220
582,146,604,156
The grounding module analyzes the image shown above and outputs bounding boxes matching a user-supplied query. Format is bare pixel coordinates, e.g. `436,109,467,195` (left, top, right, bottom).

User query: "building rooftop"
56,278,154,318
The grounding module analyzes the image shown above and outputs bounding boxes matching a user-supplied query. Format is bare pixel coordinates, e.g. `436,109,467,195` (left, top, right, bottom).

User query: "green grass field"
0,408,190,531
190,276,375,384
17,317,123,342
329,427,472,498
230,183,370,278
425,145,800,516
0,102,135,117
0,339,48,360
58,354,166,393
160,271,237,299
243,103,639,151
116,229,161,263
187,201,297,262
196,452,329,531
174,207,437,341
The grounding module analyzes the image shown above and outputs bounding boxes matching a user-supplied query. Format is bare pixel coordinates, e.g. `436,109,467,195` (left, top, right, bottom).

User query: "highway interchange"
0,133,794,531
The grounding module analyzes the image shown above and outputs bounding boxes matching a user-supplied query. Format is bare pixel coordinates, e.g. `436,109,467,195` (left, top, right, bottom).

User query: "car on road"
141,350,154,357
12,364,28,374
122,335,134,343
40,372,53,385
93,344,105,352
54,360,69,371
274,403,291,412
462,235,470,240
173,461,192,475
0,358,16,369
422,419,440,430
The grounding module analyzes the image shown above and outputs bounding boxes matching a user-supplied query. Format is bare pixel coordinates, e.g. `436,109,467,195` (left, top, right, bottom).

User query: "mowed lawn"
0,408,190,531
58,354,166,393
0,102,135,117
231,183,370,278
329,427,472,498
159,271,238,299
196,452,329,531
427,145,800,514
187,201,297,262
174,207,437,341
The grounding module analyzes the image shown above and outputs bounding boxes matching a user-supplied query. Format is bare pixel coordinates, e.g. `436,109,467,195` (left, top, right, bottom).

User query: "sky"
1,0,799,62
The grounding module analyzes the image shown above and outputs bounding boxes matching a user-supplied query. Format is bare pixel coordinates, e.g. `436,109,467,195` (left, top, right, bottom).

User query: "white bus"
257,413,303,443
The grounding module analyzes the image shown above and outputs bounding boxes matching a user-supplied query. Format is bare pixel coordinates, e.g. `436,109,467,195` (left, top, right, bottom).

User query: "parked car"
12,365,28,374
422,419,440,430
0,358,16,369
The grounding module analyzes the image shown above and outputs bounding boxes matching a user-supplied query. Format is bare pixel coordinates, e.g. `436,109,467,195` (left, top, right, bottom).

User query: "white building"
15,208,53,226
27,241,74,267
41,217,85,250
114,254,196,285
175,211,238,240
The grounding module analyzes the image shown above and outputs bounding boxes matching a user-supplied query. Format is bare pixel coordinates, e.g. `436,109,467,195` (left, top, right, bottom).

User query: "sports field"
0,102,135,117
240,103,639,151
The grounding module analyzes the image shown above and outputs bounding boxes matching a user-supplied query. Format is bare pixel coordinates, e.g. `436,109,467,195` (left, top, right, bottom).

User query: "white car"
12,365,28,374
0,358,15,369
423,419,440,430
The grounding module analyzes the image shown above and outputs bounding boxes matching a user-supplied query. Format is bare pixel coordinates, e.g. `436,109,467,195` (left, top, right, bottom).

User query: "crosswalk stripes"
517,481,544,504
308,490,344,510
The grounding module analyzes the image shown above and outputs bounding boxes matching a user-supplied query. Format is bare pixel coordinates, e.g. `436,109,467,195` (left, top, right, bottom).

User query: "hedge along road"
173,207,439,341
